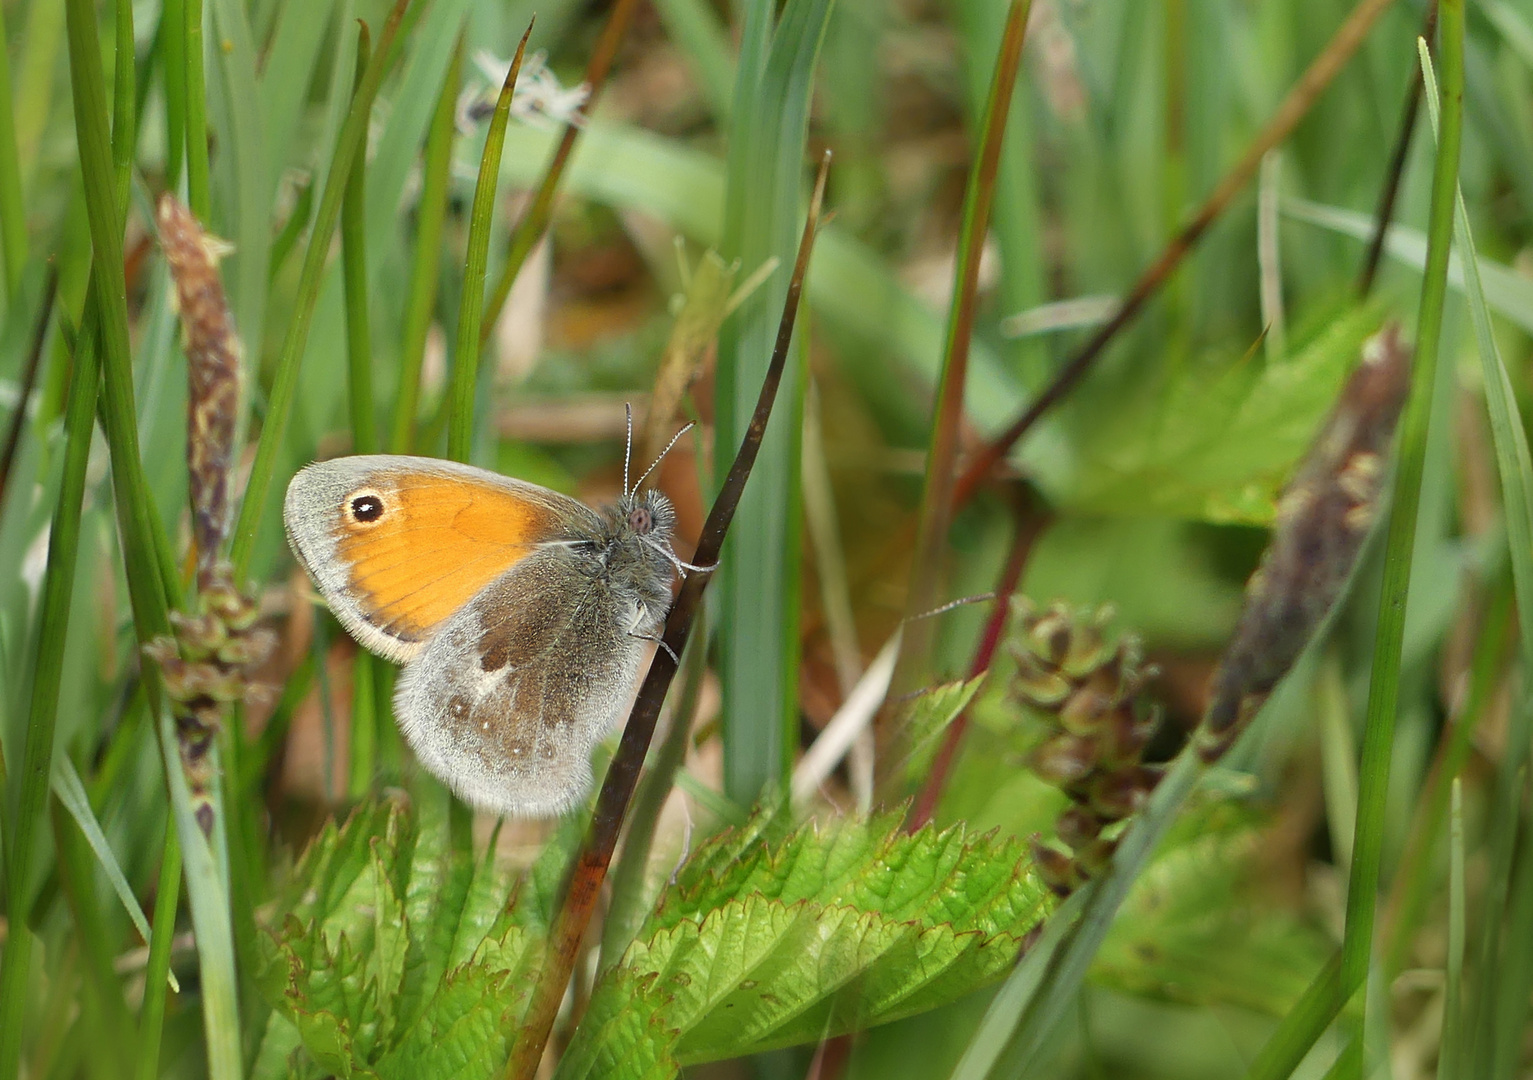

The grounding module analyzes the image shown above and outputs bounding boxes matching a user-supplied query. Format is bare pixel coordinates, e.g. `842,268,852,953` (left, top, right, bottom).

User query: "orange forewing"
337,473,565,644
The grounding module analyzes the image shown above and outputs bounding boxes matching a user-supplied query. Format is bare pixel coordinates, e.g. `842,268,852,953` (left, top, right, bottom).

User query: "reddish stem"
951,0,1406,508
907,489,1045,831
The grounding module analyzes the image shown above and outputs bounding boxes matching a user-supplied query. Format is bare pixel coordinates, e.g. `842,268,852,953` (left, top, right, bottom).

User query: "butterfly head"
599,488,679,602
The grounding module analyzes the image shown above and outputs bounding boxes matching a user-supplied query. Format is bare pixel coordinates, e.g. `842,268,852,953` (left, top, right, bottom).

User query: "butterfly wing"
394,546,660,816
283,455,599,663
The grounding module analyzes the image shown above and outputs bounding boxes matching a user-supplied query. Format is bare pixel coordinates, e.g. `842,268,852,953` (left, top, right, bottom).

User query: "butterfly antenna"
623,402,634,497
633,421,695,493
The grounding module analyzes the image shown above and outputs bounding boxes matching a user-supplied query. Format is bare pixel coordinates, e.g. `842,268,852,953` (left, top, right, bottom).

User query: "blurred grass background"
2,0,1533,1075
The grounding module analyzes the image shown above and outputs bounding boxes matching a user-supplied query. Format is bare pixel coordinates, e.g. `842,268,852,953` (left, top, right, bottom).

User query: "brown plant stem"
952,0,1405,509
1358,1,1438,298
0,267,57,509
907,486,1046,831
503,152,832,1080
893,0,1032,695
480,0,642,343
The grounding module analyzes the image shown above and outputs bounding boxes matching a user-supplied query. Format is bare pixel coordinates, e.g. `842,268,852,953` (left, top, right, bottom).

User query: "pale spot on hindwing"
392,542,660,818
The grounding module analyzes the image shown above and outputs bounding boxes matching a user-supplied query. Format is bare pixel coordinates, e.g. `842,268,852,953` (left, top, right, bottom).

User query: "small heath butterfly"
283,434,689,817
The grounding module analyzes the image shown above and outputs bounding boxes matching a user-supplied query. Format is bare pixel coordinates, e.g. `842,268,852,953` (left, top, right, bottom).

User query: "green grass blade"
0,307,99,1080
1283,198,1533,336
391,35,461,454
343,27,377,455
267,177,312,282
50,757,169,987
1245,12,1467,1077
0,0,26,297
135,821,182,1080
1384,584,1511,976
1490,787,1533,1079
228,0,410,577
112,0,135,206
258,0,339,180
447,23,532,464
68,0,174,635
204,0,272,367
155,702,243,1080
185,0,211,216
1436,779,1465,1080
160,0,187,187
1418,32,1533,1080
339,57,386,810
713,0,833,804
1338,0,1461,1010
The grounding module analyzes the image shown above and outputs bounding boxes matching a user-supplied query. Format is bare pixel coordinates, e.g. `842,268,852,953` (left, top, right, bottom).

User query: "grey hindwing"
393,545,647,816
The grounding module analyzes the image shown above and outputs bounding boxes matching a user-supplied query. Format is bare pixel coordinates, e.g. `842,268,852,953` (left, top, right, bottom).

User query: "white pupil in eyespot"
351,495,384,522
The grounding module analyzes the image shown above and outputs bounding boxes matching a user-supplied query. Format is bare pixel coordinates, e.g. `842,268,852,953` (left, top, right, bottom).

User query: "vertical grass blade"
1340,0,1460,1010
185,0,211,216
156,702,243,1080
1245,9,1466,1076
1436,779,1465,1080
161,0,187,188
1419,26,1533,1070
713,0,833,805
446,23,532,464
341,37,383,803
111,0,135,206
0,2,27,297
0,309,99,1080
343,26,377,458
228,0,412,577
69,0,174,635
135,822,182,1080
391,35,462,454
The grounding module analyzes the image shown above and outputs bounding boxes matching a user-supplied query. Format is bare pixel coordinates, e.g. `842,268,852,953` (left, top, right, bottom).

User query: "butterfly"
283,432,692,817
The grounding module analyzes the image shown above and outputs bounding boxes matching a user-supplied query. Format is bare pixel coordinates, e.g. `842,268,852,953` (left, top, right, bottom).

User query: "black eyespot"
628,506,654,534
350,494,384,523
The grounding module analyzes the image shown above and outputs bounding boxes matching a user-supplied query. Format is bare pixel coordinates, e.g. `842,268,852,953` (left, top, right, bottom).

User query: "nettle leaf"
256,794,565,1078
559,814,1053,1077
1095,796,1330,1014
1058,303,1383,524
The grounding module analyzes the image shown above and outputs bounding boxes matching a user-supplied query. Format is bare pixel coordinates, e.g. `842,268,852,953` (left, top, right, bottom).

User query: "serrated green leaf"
372,930,538,1080
1095,799,1329,1015
257,796,549,1077
560,814,1052,1076
1059,304,1383,524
